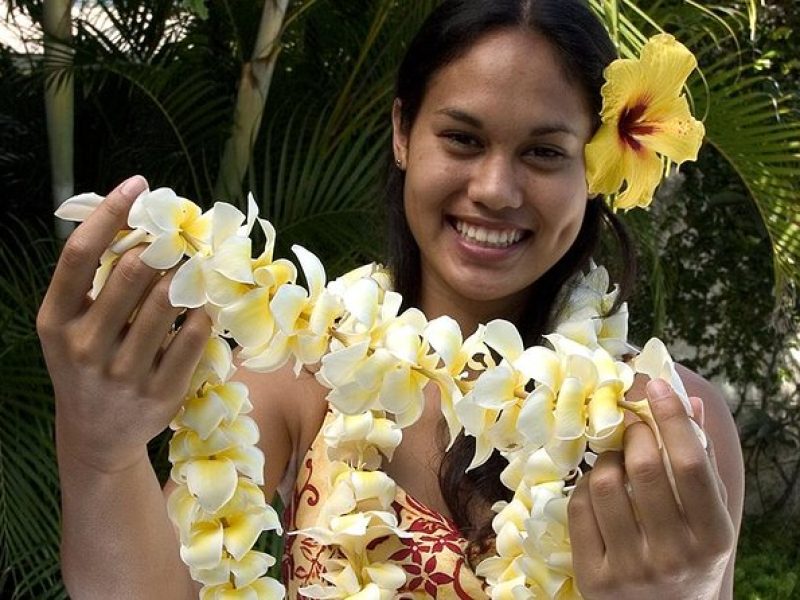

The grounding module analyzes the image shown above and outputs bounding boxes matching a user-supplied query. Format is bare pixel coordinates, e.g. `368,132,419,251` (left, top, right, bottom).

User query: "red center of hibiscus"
618,100,657,152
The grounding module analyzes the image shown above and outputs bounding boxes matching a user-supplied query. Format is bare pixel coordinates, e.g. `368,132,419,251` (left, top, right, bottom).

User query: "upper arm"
677,365,744,600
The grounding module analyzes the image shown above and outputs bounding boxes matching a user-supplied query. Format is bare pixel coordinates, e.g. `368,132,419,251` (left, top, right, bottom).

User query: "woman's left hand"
567,378,736,600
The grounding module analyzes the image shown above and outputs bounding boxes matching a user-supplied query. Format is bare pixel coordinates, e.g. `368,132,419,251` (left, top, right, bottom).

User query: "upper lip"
447,215,532,232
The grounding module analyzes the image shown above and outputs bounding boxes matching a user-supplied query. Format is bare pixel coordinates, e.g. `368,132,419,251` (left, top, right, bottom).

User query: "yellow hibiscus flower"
585,33,705,210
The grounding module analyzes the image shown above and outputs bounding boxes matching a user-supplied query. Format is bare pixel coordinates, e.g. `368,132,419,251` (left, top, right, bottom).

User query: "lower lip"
446,220,529,262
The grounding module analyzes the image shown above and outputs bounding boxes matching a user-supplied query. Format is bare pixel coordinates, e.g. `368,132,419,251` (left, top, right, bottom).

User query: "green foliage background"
0,1,798,598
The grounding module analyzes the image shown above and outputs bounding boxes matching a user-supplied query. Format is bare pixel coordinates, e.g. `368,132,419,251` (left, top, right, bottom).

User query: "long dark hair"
384,0,636,555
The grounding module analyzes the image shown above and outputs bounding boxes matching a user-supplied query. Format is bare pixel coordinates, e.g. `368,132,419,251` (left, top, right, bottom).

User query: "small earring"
395,157,405,170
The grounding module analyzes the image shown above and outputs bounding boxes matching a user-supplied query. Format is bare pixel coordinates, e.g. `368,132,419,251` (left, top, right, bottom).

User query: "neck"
417,272,531,339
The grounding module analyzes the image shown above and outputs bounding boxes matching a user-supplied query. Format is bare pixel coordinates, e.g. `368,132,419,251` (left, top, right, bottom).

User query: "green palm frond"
0,220,65,599
256,103,390,275
694,49,800,298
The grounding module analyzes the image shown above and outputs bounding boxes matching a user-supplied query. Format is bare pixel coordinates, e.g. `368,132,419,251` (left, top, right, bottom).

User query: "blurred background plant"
0,1,798,598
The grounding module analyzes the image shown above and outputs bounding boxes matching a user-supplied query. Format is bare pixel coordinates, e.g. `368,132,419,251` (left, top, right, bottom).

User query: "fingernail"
647,378,672,401
119,175,147,198
697,399,705,427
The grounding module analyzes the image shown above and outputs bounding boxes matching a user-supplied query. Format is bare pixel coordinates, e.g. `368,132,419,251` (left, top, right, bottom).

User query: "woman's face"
393,28,594,313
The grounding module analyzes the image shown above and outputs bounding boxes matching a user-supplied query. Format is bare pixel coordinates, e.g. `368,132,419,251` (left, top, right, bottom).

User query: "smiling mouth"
448,217,531,249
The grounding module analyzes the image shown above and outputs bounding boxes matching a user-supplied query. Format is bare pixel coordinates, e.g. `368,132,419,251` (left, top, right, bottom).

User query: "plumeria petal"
171,252,209,308
186,458,238,512
485,319,524,362
55,192,104,221
181,520,224,570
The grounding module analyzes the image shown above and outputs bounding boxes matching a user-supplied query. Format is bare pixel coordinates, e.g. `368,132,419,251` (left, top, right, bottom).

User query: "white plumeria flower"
301,556,405,600
553,263,632,358
322,461,397,519
186,335,235,395
170,201,255,308
172,380,253,440
191,550,276,587
319,307,435,426
200,576,286,600
168,480,282,570
169,415,264,512
423,317,491,447
300,509,409,552
633,338,705,449
242,245,343,374
323,410,403,470
127,187,214,269
217,257,298,351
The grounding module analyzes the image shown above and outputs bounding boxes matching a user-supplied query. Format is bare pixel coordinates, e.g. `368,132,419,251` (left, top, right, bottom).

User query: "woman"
38,0,743,598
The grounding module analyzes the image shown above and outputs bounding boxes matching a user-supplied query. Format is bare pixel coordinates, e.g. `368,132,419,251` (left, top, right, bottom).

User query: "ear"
392,98,409,169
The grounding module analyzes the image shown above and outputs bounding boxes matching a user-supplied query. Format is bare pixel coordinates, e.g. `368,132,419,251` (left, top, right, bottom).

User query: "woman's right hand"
37,175,212,474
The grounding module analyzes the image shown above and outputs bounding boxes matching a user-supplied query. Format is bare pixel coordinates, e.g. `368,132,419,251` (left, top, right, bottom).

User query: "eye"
440,131,482,151
528,146,566,160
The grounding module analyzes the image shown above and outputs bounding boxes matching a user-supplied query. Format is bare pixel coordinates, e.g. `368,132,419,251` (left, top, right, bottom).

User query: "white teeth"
452,219,525,248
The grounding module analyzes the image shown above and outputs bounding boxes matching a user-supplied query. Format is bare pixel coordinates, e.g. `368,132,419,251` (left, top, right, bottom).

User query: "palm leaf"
0,221,65,599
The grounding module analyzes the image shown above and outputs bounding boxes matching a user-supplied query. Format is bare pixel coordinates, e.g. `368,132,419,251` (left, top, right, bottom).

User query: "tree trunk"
214,0,289,203
43,0,75,239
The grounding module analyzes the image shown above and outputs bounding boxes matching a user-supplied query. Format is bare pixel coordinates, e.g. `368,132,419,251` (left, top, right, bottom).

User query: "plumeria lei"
56,33,705,600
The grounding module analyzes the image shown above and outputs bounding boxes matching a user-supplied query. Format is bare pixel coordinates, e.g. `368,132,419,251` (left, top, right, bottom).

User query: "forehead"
420,28,593,138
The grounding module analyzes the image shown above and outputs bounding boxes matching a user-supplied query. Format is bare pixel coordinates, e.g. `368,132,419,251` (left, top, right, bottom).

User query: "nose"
468,152,524,211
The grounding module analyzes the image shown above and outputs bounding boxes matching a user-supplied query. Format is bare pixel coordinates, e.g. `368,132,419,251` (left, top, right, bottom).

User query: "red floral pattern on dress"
281,410,490,599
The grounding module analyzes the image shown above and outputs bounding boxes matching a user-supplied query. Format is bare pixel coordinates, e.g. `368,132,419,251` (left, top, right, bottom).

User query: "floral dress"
281,410,490,599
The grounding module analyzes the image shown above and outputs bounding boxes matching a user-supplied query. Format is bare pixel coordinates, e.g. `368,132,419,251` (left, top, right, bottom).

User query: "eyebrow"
435,107,580,138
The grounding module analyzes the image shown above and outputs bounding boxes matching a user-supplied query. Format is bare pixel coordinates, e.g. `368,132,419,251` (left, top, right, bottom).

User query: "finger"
622,422,687,550
111,270,182,379
688,396,705,428
646,379,727,537
587,451,643,570
704,434,728,505
568,475,605,572
80,246,161,355
152,308,212,402
44,175,149,322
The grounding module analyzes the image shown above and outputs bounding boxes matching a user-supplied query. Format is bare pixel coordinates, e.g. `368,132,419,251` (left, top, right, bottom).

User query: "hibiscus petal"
585,122,628,196
640,95,705,164
614,148,663,210
641,33,698,101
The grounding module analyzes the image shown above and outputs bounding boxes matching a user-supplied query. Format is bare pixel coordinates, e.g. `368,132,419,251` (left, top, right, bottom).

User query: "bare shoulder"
231,359,330,500
674,365,744,510
676,364,744,600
